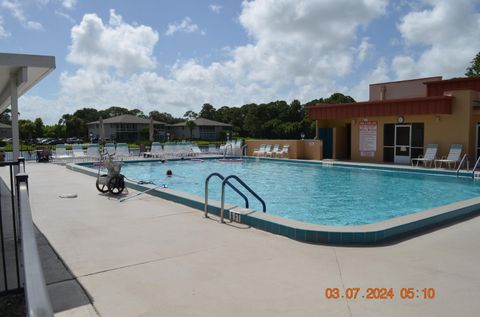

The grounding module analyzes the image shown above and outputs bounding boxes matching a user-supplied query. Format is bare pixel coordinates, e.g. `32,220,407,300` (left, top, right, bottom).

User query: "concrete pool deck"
4,163,480,316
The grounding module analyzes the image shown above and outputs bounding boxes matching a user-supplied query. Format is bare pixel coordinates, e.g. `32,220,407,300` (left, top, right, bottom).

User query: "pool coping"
66,157,480,245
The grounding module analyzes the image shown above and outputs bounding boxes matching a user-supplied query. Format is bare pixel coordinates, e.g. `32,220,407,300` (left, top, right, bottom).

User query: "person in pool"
166,169,173,177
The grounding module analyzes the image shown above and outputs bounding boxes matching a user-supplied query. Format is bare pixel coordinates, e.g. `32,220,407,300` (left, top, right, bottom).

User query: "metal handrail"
16,173,53,317
471,155,480,178
456,154,469,176
223,144,233,158
241,144,248,157
220,175,266,223
204,172,249,218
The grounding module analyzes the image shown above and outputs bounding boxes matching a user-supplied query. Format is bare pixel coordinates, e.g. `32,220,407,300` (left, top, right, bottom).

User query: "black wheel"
108,175,125,195
96,175,109,193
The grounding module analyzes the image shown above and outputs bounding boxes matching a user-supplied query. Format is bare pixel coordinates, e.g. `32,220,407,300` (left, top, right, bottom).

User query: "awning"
308,96,453,120
0,53,55,161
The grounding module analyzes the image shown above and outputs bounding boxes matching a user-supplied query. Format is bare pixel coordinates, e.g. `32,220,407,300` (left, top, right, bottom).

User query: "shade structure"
0,53,55,162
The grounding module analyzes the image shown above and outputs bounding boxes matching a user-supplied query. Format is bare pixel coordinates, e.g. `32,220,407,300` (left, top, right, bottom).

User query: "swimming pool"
117,158,480,226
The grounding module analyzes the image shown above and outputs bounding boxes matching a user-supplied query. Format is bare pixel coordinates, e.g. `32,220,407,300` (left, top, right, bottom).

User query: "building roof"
0,53,56,113
308,76,480,121
171,117,232,127
0,122,11,129
87,114,167,125
308,96,453,120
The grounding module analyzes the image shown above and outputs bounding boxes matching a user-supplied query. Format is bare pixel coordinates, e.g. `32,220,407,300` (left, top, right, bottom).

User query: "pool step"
474,171,480,179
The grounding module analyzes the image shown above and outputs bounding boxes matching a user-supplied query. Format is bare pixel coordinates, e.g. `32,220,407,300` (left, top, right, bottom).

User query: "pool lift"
95,151,126,195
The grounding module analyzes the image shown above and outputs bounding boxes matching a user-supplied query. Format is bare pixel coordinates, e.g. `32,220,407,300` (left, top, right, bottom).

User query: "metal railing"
241,144,248,157
0,160,23,294
16,173,53,316
204,173,249,218
471,155,480,179
220,175,266,223
456,153,469,176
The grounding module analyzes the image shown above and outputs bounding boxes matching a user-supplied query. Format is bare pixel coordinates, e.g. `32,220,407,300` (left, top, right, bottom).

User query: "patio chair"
53,144,72,162
72,144,87,160
116,143,131,159
144,142,164,158
278,145,290,158
434,144,463,169
86,144,101,160
411,144,438,167
266,144,279,157
104,143,116,156
208,144,219,154
191,144,203,156
253,144,266,157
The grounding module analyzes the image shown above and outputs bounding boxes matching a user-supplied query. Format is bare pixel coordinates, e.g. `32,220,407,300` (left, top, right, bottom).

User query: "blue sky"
1,0,479,124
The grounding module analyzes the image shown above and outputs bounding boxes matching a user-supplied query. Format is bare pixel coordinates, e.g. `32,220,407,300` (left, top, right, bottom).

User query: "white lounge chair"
144,142,164,158
72,144,87,160
411,144,438,167
191,144,203,156
104,143,116,156
253,144,266,157
53,144,72,162
278,145,290,158
435,144,463,169
116,143,131,159
266,144,280,157
86,144,101,160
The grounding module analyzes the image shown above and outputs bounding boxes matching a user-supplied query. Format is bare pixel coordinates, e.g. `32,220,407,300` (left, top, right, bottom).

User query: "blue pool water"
117,159,480,226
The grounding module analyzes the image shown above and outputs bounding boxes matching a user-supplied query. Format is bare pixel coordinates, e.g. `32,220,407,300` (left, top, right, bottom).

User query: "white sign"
359,121,377,156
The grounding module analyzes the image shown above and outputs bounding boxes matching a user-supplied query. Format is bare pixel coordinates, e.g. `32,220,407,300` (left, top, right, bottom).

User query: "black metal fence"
0,159,23,294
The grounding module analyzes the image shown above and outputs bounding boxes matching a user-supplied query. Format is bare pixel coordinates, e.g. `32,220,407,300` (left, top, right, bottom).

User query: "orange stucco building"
307,76,480,164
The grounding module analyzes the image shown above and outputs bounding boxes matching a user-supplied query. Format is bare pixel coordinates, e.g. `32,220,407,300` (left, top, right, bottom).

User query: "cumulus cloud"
348,58,391,101
66,9,158,74
25,1,389,123
165,17,205,36
1,0,44,30
393,0,480,79
209,4,222,14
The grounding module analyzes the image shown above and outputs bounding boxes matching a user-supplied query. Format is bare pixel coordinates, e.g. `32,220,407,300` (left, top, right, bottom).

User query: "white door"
394,124,411,164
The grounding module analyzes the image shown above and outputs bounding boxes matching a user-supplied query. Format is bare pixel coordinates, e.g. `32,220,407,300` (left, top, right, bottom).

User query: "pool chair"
144,142,164,158
253,144,266,157
116,143,131,159
72,144,87,161
53,144,72,162
86,144,101,161
278,145,290,158
411,144,438,167
104,143,116,156
208,144,219,155
191,144,203,156
266,144,280,157
434,144,463,169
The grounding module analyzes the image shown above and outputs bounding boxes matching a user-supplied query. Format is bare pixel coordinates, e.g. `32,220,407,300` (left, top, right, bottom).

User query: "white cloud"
23,1,389,124
61,0,76,10
209,4,222,14
357,37,373,62
165,16,205,36
0,15,10,38
1,0,44,30
348,58,390,101
54,10,75,23
66,9,159,74
393,0,480,79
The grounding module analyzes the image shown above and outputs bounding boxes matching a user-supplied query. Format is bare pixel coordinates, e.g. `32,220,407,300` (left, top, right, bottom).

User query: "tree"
149,111,182,124
183,110,198,120
199,103,216,120
34,118,44,137
466,51,480,77
185,120,197,139
19,119,35,140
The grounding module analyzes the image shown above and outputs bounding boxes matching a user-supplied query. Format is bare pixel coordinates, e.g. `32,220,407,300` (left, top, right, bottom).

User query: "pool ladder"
204,172,266,223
